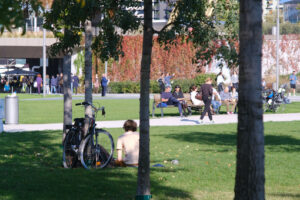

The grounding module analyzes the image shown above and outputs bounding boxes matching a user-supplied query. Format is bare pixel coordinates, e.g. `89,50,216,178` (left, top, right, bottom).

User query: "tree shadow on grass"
160,131,300,152
270,193,300,199
0,131,191,200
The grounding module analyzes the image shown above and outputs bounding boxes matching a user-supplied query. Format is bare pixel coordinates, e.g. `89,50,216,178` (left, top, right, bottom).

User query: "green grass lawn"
14,98,300,124
0,121,299,200
0,93,62,100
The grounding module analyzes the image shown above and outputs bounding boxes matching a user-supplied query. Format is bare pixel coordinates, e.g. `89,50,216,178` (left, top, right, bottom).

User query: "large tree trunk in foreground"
136,0,153,198
84,20,93,136
62,54,72,142
234,0,265,199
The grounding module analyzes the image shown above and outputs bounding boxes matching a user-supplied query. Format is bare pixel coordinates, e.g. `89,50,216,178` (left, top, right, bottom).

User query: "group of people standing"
0,75,36,93
48,73,80,95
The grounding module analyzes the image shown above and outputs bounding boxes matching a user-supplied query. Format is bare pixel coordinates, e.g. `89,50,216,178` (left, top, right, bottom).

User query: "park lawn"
16,98,300,124
0,93,62,100
0,121,299,200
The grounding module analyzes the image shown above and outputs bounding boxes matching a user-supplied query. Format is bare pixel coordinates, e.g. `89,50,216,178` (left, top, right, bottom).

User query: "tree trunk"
234,1,265,199
84,20,93,136
62,54,72,142
136,0,153,198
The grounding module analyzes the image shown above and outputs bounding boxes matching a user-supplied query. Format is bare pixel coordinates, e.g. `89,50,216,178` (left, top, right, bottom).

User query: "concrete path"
3,113,300,133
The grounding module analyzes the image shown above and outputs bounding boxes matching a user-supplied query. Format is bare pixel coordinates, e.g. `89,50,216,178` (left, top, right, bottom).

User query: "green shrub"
108,74,218,93
172,79,196,93
194,73,217,86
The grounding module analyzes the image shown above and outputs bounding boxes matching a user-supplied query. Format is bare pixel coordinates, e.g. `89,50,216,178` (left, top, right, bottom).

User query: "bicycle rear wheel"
63,130,79,168
79,129,114,170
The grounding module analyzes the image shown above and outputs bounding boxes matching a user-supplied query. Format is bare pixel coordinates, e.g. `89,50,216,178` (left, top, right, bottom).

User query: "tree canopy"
157,0,239,68
44,0,141,59
0,0,41,34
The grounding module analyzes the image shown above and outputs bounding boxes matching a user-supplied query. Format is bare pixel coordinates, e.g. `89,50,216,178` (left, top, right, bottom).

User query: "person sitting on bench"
220,86,236,114
161,85,183,117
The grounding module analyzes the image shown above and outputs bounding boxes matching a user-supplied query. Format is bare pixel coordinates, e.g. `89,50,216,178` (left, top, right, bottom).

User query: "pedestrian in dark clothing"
101,74,109,96
199,77,214,124
73,74,80,95
157,73,165,93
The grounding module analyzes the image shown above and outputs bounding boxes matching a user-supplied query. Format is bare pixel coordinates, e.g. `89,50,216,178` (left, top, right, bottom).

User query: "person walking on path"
36,74,43,95
289,71,298,96
199,77,214,124
101,74,109,96
72,74,80,95
50,75,57,94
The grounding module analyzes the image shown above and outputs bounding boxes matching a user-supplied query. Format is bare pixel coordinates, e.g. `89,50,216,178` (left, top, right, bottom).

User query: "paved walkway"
3,113,300,133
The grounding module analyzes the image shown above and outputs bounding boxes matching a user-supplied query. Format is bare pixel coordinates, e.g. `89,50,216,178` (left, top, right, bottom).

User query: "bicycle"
62,102,114,170
62,117,85,168
263,86,286,113
77,102,114,170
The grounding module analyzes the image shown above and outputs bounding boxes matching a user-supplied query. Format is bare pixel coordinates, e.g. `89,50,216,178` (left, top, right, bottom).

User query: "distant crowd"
0,73,110,96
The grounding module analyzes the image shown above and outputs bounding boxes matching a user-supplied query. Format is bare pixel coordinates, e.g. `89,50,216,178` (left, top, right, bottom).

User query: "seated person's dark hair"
190,85,197,92
123,120,137,132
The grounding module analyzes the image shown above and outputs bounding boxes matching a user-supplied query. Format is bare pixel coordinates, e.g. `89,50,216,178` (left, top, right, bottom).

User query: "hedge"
108,74,217,93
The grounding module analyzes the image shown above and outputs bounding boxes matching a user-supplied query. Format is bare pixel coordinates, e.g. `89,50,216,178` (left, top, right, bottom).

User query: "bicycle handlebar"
75,101,105,115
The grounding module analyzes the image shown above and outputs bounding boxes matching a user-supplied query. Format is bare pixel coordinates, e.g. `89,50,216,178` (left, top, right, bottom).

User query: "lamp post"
42,1,53,97
43,23,46,97
276,0,280,90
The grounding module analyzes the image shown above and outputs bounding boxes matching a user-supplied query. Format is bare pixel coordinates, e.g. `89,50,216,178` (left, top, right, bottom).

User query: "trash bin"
5,95,19,124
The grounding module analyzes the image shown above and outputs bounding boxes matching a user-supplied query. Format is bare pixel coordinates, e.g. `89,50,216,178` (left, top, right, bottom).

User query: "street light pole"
276,0,280,90
43,3,50,97
43,25,46,97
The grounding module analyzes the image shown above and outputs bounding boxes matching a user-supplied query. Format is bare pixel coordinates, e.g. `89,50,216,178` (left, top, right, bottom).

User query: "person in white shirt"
216,72,225,92
190,85,204,106
116,120,139,166
231,71,239,91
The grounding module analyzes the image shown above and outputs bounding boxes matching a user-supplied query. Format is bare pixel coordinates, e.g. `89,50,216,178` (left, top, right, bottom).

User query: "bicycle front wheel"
79,129,114,170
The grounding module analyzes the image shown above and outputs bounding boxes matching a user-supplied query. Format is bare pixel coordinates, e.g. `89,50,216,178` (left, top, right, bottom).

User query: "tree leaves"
44,0,141,59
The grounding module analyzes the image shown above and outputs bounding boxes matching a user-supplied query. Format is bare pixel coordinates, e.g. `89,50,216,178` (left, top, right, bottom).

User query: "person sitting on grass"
115,120,140,167
220,86,236,114
161,85,183,117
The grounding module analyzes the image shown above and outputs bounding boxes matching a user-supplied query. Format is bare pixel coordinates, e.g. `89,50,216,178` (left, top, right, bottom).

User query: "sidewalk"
3,113,300,133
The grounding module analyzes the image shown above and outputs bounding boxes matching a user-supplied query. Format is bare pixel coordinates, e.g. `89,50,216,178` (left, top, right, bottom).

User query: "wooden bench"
152,93,204,117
